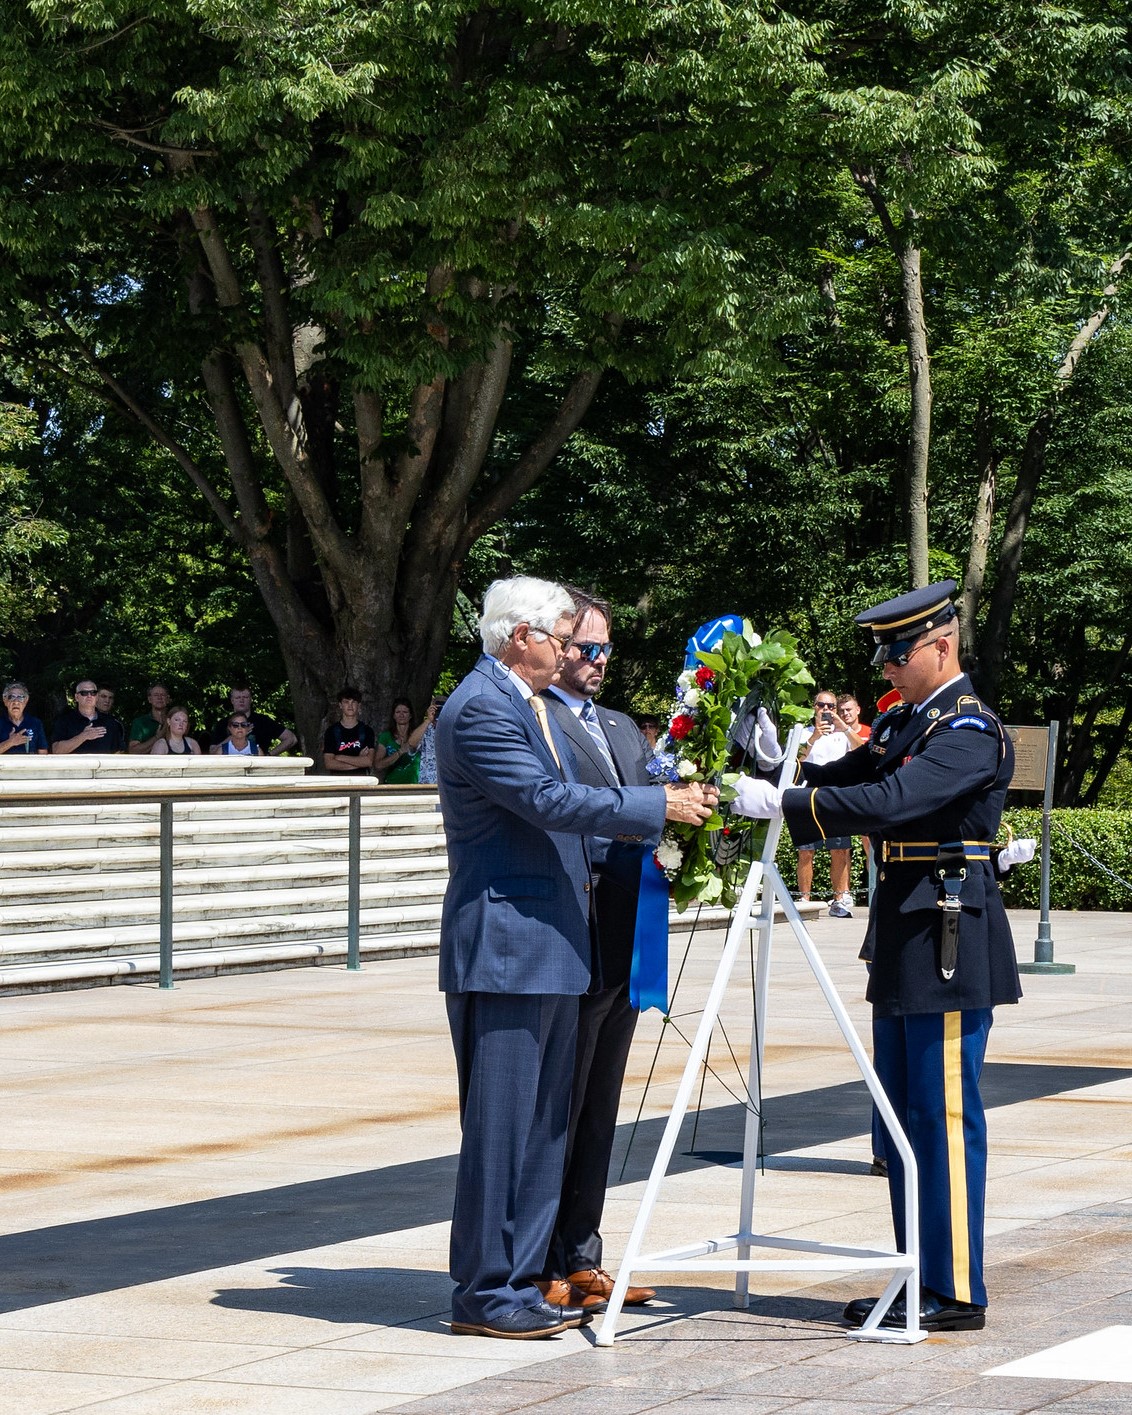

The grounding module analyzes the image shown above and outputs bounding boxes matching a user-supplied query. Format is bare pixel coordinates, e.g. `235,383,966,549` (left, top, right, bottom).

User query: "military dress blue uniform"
781,585,1021,1324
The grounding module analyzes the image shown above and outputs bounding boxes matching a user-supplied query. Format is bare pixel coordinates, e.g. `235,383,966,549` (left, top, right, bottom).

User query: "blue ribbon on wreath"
683,613,745,670
630,849,671,1013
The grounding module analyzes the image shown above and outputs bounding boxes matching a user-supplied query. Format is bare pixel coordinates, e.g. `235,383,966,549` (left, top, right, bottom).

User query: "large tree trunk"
854,169,931,587
899,240,931,587
69,205,613,756
960,400,998,682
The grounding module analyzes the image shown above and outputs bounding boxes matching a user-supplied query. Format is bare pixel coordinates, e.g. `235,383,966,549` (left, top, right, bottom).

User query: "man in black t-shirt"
323,687,375,775
51,679,126,754
209,685,298,756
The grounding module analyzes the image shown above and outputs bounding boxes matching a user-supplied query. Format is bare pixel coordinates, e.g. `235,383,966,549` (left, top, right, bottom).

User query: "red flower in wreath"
669,714,694,741
694,665,714,688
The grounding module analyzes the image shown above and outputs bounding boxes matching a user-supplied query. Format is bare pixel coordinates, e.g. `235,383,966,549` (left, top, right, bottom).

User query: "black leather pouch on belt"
933,844,968,982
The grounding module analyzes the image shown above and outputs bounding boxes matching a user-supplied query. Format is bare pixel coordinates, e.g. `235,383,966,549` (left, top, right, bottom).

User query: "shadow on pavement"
0,1062,1124,1316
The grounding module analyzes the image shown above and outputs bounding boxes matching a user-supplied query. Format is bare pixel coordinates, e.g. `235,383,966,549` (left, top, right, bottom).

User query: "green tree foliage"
0,0,821,747
0,401,66,641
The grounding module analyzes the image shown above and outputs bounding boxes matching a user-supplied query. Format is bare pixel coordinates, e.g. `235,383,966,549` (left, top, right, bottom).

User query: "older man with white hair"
437,575,716,1341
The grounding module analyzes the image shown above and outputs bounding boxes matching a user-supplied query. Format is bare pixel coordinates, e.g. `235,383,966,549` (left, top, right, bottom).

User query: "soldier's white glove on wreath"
754,707,783,764
731,776,784,819
996,837,1036,874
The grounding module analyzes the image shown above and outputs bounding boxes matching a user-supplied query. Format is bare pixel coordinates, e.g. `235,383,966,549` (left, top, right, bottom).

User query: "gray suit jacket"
436,658,666,996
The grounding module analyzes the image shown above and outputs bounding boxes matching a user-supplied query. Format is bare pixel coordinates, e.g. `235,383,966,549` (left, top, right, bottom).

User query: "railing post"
347,791,362,970
159,799,174,990
1018,719,1073,975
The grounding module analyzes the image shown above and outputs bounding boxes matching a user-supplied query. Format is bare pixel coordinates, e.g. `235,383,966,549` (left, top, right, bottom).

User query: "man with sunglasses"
51,680,126,753
731,581,1020,1334
539,587,659,1312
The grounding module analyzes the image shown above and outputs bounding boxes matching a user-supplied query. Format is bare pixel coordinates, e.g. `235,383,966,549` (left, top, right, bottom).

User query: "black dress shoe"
843,1287,985,1332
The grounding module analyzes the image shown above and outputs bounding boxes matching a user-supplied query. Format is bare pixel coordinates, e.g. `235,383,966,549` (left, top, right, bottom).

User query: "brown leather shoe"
567,1267,655,1306
535,1278,605,1311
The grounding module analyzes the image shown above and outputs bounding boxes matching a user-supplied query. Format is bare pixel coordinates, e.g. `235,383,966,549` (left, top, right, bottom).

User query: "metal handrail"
0,779,403,988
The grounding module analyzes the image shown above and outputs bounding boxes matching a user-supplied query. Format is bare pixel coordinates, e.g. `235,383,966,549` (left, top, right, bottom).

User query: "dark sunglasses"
229,721,251,729
76,688,98,695
871,634,943,668
573,641,613,663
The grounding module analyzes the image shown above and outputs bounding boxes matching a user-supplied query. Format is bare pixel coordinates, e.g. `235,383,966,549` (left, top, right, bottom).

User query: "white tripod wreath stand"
595,725,926,1346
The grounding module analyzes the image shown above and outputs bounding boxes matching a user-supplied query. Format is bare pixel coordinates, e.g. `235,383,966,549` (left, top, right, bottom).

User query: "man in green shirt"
128,682,171,754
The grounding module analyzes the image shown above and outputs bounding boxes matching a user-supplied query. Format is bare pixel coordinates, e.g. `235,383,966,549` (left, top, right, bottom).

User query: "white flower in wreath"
655,838,685,872
676,757,698,779
682,687,701,708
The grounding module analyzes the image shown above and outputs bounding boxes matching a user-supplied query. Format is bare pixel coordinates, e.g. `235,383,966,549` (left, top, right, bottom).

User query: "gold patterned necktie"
529,695,562,771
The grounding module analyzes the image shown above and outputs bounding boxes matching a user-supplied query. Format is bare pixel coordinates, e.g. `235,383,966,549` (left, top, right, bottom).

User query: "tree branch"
460,320,621,551
41,305,241,542
188,203,357,577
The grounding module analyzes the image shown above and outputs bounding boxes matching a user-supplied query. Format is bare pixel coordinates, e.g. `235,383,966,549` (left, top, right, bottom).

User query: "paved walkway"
0,908,1128,1413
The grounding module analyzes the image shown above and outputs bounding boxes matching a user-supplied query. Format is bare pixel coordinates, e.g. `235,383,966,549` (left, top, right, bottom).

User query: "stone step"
0,809,445,852
0,794,440,825
0,875,447,933
0,899,446,964
0,831,447,875
0,756,315,779
0,853,448,906
0,931,444,996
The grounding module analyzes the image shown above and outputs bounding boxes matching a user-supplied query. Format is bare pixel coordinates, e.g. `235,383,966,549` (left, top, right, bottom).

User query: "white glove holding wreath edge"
731,775,784,819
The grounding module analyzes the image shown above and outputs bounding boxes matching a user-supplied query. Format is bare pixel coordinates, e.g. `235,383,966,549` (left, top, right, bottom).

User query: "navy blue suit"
437,658,666,1324
782,675,1021,1307
542,691,654,1278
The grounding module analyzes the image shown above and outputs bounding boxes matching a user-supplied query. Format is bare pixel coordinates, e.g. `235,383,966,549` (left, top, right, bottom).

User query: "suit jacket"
544,691,655,989
783,674,1021,1017
436,658,666,996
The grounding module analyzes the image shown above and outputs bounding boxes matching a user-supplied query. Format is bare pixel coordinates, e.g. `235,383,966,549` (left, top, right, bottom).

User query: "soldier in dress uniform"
732,580,1022,1332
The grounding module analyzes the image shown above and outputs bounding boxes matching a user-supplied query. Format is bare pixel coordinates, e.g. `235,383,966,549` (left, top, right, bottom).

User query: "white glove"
996,837,1036,874
755,707,784,765
731,775,784,819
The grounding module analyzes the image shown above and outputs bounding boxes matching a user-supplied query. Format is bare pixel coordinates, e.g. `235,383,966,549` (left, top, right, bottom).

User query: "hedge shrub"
767,809,1132,912
998,808,1132,912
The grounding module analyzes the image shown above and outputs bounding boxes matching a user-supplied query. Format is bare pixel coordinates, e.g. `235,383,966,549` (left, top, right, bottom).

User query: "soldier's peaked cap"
855,580,958,647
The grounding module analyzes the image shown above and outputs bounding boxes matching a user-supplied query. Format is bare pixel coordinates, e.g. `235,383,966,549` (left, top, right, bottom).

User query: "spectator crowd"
0,677,449,785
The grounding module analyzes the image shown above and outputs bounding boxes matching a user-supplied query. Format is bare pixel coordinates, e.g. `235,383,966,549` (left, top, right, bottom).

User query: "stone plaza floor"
0,907,1128,1413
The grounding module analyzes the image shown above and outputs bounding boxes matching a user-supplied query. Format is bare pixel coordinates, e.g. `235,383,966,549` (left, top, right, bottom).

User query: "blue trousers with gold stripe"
873,1009,992,1307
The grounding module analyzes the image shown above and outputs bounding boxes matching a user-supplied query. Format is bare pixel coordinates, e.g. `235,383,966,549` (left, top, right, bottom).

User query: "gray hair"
3,681,29,698
479,576,575,655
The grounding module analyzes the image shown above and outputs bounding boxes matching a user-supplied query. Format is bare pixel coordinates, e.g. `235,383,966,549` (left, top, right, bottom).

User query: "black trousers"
544,979,638,1278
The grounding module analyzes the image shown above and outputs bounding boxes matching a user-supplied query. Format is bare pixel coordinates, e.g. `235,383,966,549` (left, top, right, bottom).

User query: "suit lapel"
602,713,639,786
473,656,565,777
545,692,615,784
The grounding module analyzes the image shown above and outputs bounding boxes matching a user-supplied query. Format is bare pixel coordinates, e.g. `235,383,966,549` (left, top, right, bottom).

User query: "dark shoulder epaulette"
924,694,1006,760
